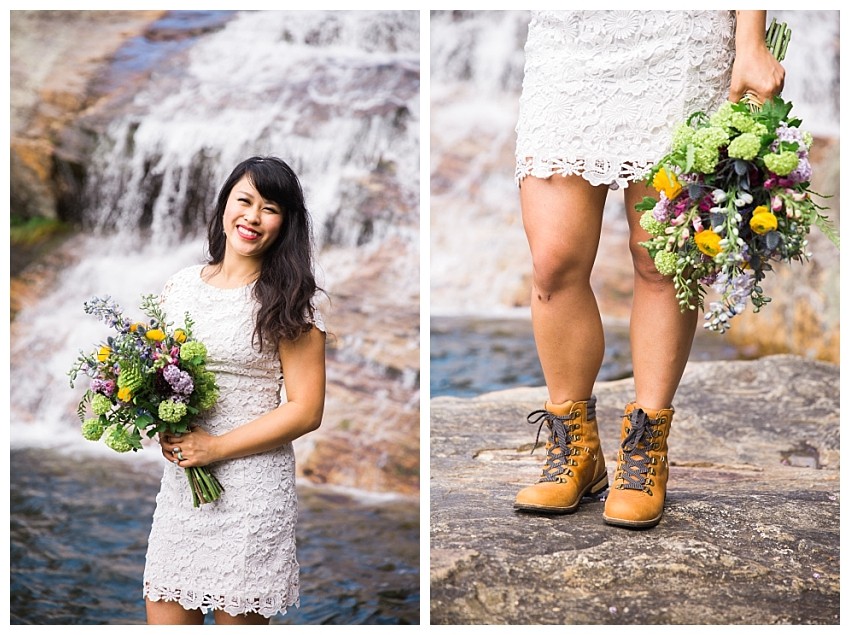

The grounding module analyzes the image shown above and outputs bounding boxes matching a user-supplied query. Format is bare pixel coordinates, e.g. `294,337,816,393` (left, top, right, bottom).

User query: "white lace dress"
143,264,325,618
515,10,736,189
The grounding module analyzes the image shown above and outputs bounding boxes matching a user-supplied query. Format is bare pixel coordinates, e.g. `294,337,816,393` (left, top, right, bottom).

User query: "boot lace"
616,408,661,493
527,409,579,483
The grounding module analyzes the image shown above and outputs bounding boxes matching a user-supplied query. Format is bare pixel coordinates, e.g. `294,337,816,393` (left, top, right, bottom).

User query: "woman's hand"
729,11,785,105
159,427,222,468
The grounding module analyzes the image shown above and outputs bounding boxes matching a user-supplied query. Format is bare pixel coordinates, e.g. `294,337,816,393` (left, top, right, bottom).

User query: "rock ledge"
430,355,839,625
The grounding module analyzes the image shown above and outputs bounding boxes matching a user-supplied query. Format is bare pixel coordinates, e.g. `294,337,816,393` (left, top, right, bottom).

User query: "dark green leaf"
635,196,657,212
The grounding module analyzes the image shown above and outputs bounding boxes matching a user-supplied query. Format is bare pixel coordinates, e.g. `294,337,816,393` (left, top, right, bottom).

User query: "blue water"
91,11,237,94
431,315,742,398
10,449,419,625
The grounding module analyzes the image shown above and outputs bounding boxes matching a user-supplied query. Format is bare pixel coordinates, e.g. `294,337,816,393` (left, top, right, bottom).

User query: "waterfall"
10,10,420,458
430,10,839,314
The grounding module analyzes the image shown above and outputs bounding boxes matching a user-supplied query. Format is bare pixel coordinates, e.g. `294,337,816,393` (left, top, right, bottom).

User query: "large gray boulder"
430,355,839,624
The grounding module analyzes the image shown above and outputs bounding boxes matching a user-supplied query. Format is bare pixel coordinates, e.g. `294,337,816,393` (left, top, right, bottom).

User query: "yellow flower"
695,229,722,257
129,322,144,333
117,386,132,401
97,345,111,362
749,208,778,235
652,167,683,200
174,329,187,343
145,328,166,342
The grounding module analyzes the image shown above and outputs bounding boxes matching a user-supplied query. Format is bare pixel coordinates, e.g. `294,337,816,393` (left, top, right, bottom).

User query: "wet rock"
296,236,420,495
11,10,166,220
430,355,839,624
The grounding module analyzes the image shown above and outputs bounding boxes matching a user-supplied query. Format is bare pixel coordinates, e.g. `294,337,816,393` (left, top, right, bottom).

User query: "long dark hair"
206,156,322,351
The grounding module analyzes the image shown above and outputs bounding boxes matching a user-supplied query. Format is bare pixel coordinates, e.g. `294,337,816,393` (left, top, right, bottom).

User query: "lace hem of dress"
515,156,655,190
144,581,300,618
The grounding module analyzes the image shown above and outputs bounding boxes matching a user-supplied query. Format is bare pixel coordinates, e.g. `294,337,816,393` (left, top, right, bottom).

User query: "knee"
630,238,672,288
530,250,591,298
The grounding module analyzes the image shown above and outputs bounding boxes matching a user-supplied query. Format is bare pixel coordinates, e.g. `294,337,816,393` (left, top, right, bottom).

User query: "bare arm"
729,10,785,104
161,325,326,467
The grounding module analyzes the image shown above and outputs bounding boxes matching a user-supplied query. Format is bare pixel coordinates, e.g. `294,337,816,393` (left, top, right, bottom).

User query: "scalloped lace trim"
143,582,299,618
515,156,654,190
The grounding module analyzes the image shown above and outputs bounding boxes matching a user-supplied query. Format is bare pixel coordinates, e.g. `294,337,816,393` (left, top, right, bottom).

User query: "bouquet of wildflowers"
636,20,838,333
69,295,223,507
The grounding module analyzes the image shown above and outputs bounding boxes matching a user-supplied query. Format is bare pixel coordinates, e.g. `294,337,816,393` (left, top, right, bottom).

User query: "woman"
513,11,784,527
143,156,327,623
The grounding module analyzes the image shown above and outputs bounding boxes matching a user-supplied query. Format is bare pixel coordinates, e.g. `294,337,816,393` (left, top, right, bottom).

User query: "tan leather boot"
514,396,608,514
603,402,674,528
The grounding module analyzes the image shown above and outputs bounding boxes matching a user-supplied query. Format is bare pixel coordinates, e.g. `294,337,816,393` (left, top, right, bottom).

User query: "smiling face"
222,175,284,261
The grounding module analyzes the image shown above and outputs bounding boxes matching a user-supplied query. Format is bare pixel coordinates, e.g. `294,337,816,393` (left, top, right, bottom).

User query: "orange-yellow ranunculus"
145,328,166,342
749,206,778,235
695,229,722,257
652,167,683,200
173,329,187,343
117,386,132,401
97,345,111,362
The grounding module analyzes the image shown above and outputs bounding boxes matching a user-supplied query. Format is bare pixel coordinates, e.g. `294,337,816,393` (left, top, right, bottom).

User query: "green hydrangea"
639,210,667,236
708,101,735,130
693,146,720,174
671,124,695,153
763,151,800,176
117,363,145,392
752,122,768,137
694,126,730,150
179,341,208,364
691,126,729,173
82,417,105,441
159,399,187,423
104,425,133,453
195,372,218,410
727,132,762,161
729,111,755,133
653,250,678,276
802,131,813,149
91,393,113,415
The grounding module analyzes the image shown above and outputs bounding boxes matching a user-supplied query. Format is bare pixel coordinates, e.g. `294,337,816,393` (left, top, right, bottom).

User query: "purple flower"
787,156,812,183
91,378,116,396
652,192,672,222
163,364,194,396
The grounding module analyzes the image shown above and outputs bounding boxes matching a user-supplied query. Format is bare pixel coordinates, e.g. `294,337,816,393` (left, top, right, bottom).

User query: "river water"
431,314,743,399
10,10,419,625
10,449,418,625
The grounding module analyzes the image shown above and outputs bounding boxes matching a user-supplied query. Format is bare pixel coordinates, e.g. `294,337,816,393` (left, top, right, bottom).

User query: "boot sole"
514,473,609,515
602,511,663,529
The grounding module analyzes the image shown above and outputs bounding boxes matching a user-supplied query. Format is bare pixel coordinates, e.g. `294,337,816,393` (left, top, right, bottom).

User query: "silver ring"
172,447,185,461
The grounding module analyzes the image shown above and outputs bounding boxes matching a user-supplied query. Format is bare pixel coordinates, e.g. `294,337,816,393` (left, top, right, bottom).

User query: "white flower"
734,192,753,207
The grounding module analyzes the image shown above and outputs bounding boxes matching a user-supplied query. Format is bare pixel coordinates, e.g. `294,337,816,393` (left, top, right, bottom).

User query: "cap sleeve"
310,305,326,333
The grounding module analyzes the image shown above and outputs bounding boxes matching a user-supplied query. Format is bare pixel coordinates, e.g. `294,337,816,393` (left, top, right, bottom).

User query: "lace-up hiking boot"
603,402,674,528
514,396,608,514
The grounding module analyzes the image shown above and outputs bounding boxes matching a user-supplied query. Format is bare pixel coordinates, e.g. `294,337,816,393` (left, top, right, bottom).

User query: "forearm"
212,400,324,461
735,10,768,52
729,10,784,103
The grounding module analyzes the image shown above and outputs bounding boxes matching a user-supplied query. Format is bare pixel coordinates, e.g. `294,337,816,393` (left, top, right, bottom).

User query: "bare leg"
520,175,608,403
214,610,271,625
624,182,698,409
146,599,205,625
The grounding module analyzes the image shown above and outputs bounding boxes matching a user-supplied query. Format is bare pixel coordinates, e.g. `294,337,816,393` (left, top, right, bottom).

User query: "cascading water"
11,9,420,461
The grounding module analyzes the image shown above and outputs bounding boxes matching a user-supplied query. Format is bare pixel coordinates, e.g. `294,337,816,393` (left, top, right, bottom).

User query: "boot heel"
589,473,609,495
